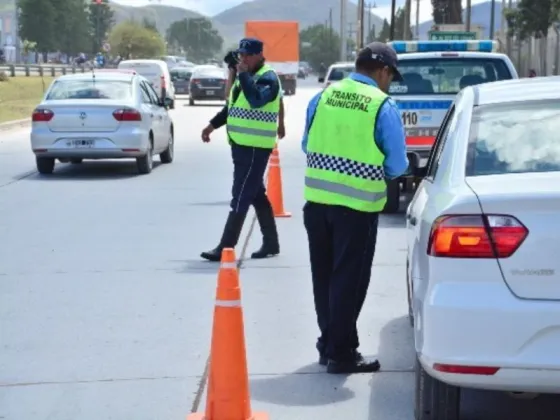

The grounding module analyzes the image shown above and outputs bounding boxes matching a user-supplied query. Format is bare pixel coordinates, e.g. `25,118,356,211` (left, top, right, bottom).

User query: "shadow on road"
249,363,354,406
16,161,162,181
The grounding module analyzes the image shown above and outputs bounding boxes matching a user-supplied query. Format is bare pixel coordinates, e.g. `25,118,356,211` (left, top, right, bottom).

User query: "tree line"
299,8,410,71
17,0,224,62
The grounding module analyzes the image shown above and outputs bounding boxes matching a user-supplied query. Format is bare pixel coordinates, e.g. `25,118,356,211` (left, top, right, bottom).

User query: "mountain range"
108,0,504,43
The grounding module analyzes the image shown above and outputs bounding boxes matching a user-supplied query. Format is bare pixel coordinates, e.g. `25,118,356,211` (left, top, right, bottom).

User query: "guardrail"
0,64,116,77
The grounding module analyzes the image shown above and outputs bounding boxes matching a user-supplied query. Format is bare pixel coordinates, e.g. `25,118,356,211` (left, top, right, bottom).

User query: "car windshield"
46,80,132,100
389,58,513,95
328,66,354,81
194,69,224,78
468,100,560,176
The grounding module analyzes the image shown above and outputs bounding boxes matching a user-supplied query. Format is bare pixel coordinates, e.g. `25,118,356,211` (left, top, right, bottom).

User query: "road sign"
103,42,110,52
428,31,477,41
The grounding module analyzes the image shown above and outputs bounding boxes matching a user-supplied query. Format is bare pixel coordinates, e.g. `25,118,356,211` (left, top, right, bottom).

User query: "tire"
189,97,195,106
36,157,55,174
160,129,174,164
136,139,153,174
383,178,401,213
415,357,460,420
70,158,83,164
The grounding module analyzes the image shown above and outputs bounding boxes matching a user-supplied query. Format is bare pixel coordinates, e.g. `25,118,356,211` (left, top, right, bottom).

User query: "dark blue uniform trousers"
230,142,272,215
303,202,379,362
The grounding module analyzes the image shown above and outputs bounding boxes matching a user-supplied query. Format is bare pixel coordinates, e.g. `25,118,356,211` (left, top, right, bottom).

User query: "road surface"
1,78,559,419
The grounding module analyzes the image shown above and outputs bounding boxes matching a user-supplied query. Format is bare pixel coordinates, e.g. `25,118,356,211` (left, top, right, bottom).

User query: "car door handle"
407,213,417,226
150,113,154,118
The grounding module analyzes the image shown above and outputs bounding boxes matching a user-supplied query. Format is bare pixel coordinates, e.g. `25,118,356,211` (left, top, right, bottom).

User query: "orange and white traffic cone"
188,248,268,420
266,146,291,218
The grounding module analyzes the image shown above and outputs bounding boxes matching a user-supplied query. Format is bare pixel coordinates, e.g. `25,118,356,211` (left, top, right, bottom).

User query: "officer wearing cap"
200,38,284,261
301,42,409,374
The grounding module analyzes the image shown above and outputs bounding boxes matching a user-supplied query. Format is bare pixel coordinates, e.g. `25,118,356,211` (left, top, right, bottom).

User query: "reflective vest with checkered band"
227,64,280,149
305,78,388,212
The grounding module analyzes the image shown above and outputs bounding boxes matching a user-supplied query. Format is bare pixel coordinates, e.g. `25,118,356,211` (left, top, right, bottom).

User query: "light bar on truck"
388,40,498,54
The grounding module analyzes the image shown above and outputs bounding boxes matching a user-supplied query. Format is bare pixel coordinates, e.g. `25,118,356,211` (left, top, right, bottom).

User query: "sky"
111,0,490,23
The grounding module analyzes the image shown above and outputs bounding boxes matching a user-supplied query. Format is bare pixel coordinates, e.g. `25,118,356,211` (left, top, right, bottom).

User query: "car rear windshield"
467,100,560,176
194,69,224,78
389,58,513,95
171,69,192,80
46,80,132,100
328,66,354,81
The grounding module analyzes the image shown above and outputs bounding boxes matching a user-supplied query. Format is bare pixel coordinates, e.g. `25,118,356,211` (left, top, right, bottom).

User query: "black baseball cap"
356,42,403,81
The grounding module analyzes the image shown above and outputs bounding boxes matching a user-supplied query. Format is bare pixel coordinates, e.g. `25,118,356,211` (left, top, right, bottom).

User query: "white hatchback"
406,76,560,419
30,72,174,175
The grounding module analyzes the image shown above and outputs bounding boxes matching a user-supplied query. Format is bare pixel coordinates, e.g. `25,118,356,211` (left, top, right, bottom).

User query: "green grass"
0,76,54,123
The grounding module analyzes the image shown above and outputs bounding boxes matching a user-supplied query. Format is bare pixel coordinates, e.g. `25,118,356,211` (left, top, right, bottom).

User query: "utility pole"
367,3,372,42
403,0,411,40
329,8,333,61
340,0,347,61
357,0,365,48
466,0,471,31
415,0,420,39
389,0,397,40
489,0,496,39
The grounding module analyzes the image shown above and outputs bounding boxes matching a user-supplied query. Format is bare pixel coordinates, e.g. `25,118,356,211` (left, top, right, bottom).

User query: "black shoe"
200,211,246,262
319,350,362,366
326,354,380,374
251,201,280,259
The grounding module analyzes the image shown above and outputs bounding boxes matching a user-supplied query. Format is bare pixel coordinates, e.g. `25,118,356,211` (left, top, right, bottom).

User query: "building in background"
0,0,18,62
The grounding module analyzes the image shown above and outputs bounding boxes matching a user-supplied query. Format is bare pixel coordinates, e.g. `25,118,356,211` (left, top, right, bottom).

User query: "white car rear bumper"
417,281,560,393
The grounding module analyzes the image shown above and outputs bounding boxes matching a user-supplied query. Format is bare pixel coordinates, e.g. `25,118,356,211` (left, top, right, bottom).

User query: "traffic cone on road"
266,146,291,218
188,248,268,420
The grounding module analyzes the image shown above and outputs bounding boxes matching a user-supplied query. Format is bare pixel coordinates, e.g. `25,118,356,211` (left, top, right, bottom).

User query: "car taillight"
32,108,54,122
427,214,528,258
113,109,142,121
191,79,200,84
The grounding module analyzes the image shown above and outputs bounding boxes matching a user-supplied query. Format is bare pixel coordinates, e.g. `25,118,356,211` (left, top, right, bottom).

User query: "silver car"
30,72,174,175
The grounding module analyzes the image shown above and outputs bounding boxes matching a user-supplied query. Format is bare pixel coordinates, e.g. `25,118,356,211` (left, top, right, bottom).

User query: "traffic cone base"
187,411,269,420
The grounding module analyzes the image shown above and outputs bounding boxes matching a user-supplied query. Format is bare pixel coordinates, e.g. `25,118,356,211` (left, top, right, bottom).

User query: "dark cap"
236,38,263,55
356,42,403,81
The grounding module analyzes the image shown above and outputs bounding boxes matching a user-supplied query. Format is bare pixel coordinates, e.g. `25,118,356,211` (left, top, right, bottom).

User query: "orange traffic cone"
266,146,291,218
188,248,268,420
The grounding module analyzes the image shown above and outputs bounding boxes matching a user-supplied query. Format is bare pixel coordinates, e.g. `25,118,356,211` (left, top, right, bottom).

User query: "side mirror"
318,77,324,83
162,97,173,108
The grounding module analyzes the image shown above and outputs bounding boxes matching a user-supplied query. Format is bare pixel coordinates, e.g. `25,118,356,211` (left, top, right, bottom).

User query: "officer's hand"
277,123,285,139
201,124,214,143
236,62,249,73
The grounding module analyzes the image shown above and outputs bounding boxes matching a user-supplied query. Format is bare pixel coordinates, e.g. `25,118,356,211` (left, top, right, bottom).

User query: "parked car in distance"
188,66,227,106
170,67,192,95
30,72,174,175
406,76,560,419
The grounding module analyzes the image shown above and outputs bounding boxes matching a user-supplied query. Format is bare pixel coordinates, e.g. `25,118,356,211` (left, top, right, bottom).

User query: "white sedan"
30,71,174,175
406,76,560,419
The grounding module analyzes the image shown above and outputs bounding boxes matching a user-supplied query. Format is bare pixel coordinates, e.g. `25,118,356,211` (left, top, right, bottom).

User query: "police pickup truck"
384,40,518,212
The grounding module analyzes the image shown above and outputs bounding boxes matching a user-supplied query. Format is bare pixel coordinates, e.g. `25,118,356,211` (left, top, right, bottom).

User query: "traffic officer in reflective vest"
200,38,284,261
301,42,409,374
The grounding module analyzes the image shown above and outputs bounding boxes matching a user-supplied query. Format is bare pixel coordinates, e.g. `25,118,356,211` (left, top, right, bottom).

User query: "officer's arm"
238,70,280,108
209,104,228,129
279,97,285,125
374,99,409,179
301,92,322,154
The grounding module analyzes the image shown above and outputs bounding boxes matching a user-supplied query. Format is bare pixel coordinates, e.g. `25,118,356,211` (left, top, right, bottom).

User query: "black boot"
201,211,247,262
251,201,280,259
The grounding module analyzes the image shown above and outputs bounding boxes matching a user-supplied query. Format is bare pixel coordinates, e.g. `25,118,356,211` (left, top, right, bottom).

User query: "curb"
0,118,31,131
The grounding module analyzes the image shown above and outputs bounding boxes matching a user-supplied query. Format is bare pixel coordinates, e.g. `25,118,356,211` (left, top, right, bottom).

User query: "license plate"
206,90,214,95
69,139,94,148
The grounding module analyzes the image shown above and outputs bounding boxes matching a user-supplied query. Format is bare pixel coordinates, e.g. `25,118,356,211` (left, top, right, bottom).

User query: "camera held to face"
224,50,240,69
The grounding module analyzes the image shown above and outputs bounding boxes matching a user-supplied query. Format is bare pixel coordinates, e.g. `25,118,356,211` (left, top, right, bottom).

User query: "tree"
142,18,158,33
431,0,462,24
376,19,391,42
17,0,57,57
166,18,223,62
366,25,376,43
108,21,166,59
393,8,412,40
505,0,560,39
300,24,341,70
88,0,115,53
52,0,90,56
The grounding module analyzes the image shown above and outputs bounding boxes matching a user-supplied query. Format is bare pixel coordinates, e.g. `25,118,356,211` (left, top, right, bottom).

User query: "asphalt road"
1,78,559,419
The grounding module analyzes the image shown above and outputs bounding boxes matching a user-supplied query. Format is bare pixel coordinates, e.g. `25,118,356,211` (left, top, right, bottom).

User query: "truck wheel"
383,178,400,213
414,357,460,420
